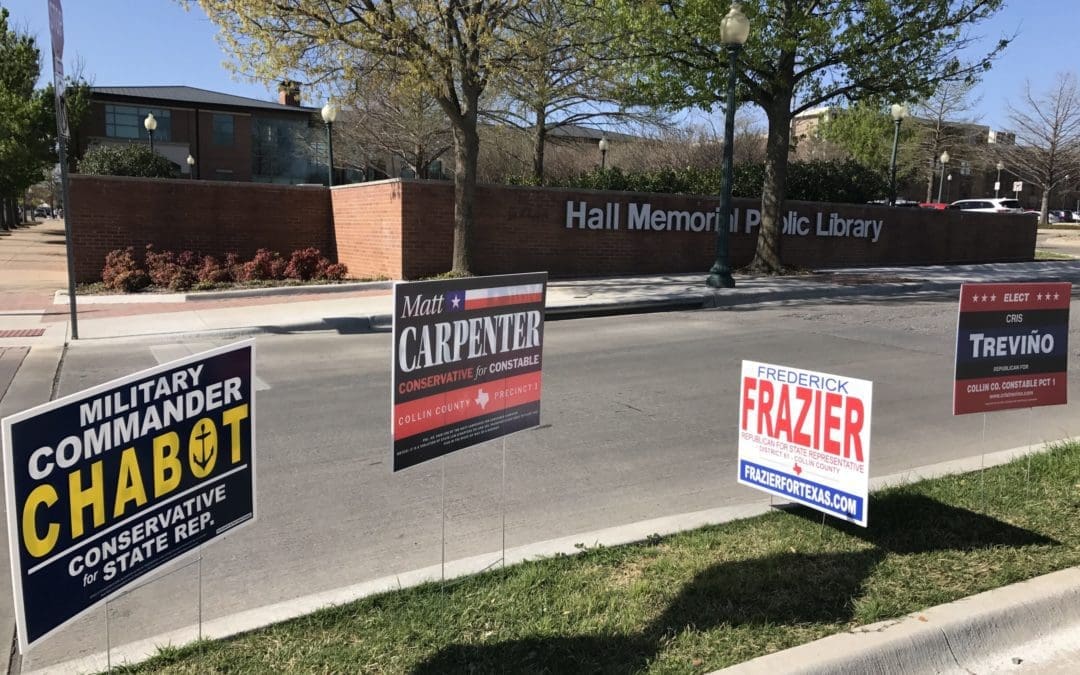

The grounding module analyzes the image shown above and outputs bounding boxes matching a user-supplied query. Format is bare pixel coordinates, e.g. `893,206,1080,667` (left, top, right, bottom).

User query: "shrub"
197,256,232,284
144,245,176,286
285,247,324,281
318,262,349,281
239,248,284,282
78,144,180,179
102,247,150,292
224,252,244,281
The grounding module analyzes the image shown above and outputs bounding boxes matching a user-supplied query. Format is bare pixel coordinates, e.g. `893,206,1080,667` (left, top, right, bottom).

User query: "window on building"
105,105,171,142
213,114,234,146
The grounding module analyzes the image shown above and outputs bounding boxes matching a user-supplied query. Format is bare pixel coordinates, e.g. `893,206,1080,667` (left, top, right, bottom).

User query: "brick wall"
330,181,404,279
68,175,332,282
70,176,1037,283
378,181,1037,279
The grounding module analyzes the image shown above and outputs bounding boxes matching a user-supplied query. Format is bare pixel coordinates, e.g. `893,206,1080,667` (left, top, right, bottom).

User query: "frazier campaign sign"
392,273,547,471
954,282,1071,415
1,341,256,651
738,361,872,527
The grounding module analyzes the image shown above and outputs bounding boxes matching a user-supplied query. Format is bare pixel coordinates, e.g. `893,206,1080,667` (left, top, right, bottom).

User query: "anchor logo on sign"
191,419,217,475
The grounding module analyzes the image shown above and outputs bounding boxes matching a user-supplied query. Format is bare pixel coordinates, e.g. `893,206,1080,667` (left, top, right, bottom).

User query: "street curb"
53,280,394,305
715,567,1080,675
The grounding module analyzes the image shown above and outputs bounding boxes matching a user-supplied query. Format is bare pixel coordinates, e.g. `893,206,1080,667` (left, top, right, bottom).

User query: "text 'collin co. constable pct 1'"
1,340,257,652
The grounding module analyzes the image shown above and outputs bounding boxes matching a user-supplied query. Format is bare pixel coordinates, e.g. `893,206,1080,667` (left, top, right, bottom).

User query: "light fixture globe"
598,137,609,152
940,150,950,164
321,100,339,124
143,113,157,132
890,103,908,121
997,161,1005,171
186,154,195,166
720,3,750,46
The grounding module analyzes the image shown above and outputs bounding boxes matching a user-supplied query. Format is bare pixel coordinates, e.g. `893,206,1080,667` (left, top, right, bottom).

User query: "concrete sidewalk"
25,259,1080,343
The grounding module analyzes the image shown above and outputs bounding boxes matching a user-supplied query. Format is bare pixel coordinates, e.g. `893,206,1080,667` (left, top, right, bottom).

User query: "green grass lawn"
1035,250,1076,260
117,444,1080,674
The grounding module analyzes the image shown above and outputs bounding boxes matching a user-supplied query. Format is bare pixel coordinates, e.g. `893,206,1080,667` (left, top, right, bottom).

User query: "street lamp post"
888,103,907,205
186,154,196,179
946,173,953,202
321,100,339,186
707,2,750,290
937,150,949,203
995,161,1004,198
598,137,609,170
144,113,157,152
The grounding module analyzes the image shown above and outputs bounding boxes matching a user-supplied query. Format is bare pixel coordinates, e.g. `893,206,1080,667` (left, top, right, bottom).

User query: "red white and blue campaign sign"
738,360,872,527
1,341,256,652
954,282,1071,415
392,273,547,471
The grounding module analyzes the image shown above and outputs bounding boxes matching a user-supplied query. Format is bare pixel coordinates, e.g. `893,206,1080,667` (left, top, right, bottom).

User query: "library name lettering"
565,200,884,243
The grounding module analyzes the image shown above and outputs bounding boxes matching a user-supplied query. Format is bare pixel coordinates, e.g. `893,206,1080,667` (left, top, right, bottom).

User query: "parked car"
1049,209,1075,223
948,198,1024,213
1024,209,1060,223
919,202,950,210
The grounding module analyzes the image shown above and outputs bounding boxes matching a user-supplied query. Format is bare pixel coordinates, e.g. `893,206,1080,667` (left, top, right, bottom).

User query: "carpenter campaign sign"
954,282,1071,415
1,341,256,651
738,360,872,527
392,273,547,471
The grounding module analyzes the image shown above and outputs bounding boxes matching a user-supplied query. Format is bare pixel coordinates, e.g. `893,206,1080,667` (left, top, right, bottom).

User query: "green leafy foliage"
77,144,179,179
0,6,54,228
538,159,888,204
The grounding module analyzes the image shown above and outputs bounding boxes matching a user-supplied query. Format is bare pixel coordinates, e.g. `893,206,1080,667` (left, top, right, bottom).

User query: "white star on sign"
1055,293,1061,300
972,294,980,302
990,294,996,302
1037,293,1044,301
475,389,489,410
451,295,461,309
982,294,989,302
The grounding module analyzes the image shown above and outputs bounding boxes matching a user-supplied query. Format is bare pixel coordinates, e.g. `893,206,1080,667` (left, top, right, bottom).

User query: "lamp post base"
706,270,736,289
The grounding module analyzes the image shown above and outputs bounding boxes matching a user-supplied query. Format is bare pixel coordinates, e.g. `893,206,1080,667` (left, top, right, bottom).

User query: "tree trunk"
1040,189,1051,225
925,158,935,203
532,107,547,185
451,118,479,276
749,103,791,273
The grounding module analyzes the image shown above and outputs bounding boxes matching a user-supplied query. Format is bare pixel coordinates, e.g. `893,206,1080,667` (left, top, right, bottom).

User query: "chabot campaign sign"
2,341,256,651
738,361,872,527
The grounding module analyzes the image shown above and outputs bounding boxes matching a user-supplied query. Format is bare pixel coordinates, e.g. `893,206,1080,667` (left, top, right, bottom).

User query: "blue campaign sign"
1,341,257,652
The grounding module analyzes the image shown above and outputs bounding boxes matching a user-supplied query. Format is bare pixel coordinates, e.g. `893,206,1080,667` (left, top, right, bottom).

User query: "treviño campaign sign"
738,360,872,527
954,282,1070,415
392,273,547,471
1,341,256,651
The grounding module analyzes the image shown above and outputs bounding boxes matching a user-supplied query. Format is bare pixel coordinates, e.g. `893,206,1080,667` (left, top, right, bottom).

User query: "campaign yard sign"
738,360,872,527
392,273,547,471
1,341,256,651
954,282,1071,415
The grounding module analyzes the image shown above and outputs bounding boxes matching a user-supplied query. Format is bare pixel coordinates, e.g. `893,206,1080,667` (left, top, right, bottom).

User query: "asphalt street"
17,291,1080,671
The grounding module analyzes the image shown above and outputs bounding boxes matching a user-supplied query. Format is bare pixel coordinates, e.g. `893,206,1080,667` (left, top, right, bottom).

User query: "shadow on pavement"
413,492,1057,674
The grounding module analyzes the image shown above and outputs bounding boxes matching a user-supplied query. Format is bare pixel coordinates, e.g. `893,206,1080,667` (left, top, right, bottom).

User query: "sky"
4,0,1079,133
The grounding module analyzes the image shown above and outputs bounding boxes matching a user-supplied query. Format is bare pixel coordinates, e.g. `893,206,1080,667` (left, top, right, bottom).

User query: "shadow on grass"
413,493,1058,674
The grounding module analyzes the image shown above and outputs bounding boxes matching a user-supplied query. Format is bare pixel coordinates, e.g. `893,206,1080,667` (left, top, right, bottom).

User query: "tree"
334,67,453,180
909,79,982,202
78,144,180,178
818,102,917,178
487,0,664,184
604,0,1008,273
995,73,1080,223
193,0,522,276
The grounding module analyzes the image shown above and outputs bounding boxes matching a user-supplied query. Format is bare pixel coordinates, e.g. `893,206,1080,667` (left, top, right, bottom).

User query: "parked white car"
948,198,1024,213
